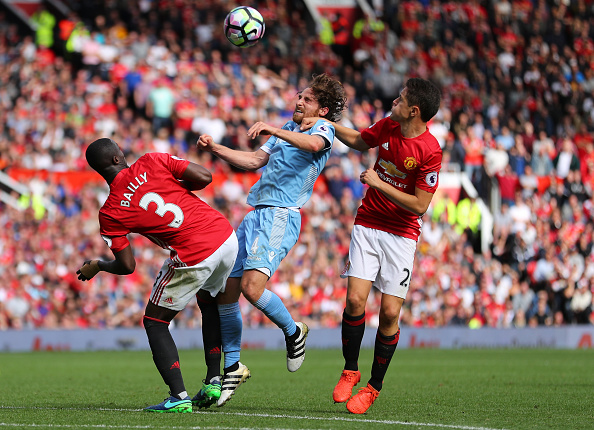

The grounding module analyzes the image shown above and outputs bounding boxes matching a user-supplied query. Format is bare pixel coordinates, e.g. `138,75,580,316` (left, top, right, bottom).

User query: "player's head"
86,138,127,181
298,73,347,123
397,78,441,123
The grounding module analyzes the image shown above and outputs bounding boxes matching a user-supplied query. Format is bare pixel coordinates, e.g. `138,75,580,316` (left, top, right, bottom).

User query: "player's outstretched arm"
197,134,269,171
76,246,136,281
300,118,369,152
249,121,327,153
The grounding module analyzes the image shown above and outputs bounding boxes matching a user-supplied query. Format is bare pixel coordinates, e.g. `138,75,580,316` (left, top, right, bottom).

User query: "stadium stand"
0,0,593,331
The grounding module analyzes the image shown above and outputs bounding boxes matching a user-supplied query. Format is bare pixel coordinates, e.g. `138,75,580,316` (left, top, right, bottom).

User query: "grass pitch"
0,347,592,429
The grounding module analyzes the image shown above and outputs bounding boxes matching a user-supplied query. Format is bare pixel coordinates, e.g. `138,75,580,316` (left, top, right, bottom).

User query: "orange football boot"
346,383,379,414
332,370,361,403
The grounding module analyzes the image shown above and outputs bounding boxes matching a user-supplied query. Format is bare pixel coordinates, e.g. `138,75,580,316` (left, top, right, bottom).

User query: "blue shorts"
230,206,301,278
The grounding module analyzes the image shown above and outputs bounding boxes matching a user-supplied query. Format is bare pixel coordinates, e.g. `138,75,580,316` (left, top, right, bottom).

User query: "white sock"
177,391,188,399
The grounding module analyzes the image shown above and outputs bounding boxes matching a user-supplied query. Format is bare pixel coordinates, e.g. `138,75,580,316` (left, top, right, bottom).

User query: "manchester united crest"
404,156,418,170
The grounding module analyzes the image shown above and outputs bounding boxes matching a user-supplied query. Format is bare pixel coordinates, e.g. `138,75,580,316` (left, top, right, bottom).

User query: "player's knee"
241,281,263,304
345,295,367,315
379,307,401,325
142,315,169,330
241,286,259,304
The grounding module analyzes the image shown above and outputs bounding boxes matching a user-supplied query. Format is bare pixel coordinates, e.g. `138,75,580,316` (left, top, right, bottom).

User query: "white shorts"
341,224,417,299
149,231,238,311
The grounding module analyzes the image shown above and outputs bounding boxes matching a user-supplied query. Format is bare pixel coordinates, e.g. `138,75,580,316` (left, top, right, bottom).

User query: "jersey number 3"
139,192,184,228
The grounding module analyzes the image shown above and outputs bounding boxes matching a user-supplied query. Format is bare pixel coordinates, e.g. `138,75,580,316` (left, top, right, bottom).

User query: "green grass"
0,348,593,429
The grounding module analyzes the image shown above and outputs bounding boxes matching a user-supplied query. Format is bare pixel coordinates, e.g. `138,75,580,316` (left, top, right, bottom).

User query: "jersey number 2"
400,268,411,288
139,192,184,228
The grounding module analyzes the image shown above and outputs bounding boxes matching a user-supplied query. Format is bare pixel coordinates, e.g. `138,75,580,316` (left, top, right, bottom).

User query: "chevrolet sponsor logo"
378,159,407,179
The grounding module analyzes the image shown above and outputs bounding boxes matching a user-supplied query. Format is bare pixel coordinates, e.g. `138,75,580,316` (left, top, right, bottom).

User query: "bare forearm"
78,247,135,281
374,182,432,216
378,186,422,215
272,128,325,152
330,122,369,151
97,259,134,275
210,143,266,171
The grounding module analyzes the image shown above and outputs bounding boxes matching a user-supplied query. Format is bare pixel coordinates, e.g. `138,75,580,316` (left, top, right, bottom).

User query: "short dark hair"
405,78,441,122
309,73,347,122
85,138,121,172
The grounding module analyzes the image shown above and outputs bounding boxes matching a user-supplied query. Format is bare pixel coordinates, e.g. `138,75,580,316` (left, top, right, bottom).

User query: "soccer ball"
223,6,265,48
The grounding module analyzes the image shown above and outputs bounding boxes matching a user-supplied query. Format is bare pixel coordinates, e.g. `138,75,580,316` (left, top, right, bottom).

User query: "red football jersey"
99,153,233,266
357,117,442,241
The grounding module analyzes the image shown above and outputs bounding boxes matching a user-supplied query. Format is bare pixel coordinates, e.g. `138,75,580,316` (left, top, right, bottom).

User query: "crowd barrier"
2,327,593,352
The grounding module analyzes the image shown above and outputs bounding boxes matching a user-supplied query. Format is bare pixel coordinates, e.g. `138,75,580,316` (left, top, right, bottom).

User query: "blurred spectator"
512,280,535,317
531,139,554,176
529,290,553,326
31,5,56,49
568,280,593,324
495,165,520,207
146,76,175,133
455,196,481,237
553,138,580,180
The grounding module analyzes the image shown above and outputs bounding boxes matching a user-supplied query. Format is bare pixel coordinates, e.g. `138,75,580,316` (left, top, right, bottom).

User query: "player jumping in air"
303,77,442,414
196,73,347,400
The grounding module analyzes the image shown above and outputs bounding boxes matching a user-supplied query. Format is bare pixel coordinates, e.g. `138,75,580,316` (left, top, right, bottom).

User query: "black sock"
369,329,400,392
342,310,365,371
143,316,186,397
223,362,239,374
197,295,221,381
287,325,301,341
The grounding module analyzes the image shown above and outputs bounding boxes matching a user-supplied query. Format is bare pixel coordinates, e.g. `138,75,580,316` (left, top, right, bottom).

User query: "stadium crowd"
1,0,593,331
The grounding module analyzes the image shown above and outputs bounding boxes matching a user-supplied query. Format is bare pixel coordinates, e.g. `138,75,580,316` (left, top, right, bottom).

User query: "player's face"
390,87,414,122
293,87,322,124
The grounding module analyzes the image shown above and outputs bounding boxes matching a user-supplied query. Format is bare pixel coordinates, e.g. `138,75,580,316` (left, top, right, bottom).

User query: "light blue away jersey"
246,119,335,208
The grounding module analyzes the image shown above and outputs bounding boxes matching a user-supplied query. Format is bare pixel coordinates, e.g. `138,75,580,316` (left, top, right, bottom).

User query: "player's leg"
193,288,222,409
215,276,250,407
347,294,402,415
144,246,237,413
369,294,402,391
239,207,296,337
333,276,372,403
217,277,243,372
201,225,250,406
242,268,309,372
187,233,250,407
240,207,308,371
218,218,248,372
347,231,415,414
196,289,221,381
143,301,191,413
333,225,379,403
240,268,294,336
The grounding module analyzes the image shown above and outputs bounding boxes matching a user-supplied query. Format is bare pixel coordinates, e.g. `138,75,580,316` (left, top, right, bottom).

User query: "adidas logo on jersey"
382,142,389,150
164,297,173,305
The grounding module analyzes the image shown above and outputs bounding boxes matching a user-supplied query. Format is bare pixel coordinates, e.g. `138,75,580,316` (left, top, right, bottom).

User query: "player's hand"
360,168,382,189
197,135,214,152
77,260,100,281
247,122,276,139
299,117,318,131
